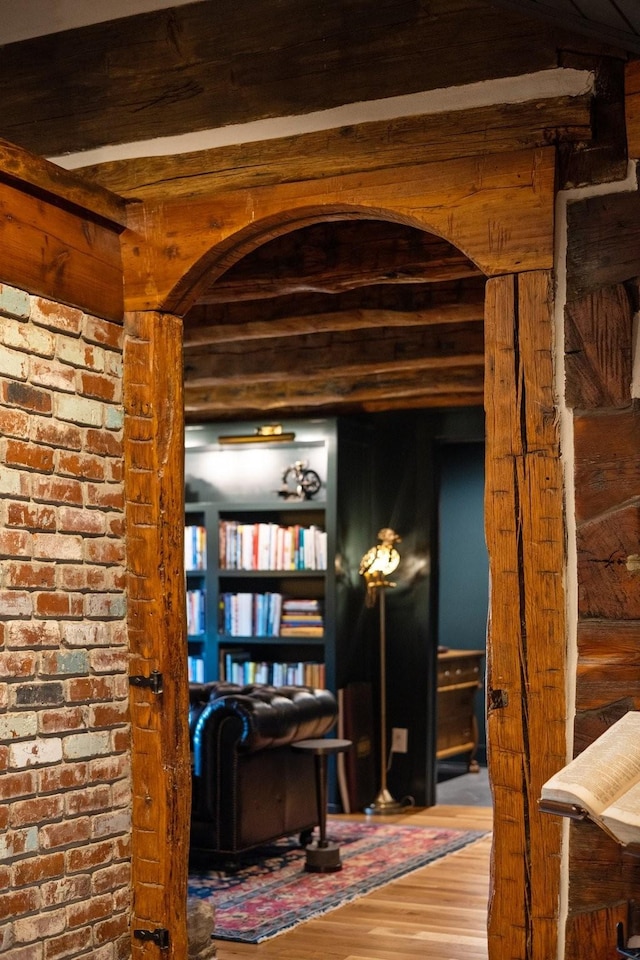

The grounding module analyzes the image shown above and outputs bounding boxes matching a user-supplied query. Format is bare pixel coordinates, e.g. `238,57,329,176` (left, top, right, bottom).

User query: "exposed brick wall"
0,284,130,960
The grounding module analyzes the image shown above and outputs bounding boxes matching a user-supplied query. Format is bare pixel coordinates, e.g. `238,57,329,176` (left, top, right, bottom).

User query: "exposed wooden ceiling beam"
197,221,481,302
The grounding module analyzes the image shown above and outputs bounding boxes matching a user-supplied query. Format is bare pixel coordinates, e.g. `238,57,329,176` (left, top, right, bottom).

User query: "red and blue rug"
188,818,488,943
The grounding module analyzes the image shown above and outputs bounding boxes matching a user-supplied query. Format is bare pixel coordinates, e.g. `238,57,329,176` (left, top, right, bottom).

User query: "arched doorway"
123,153,566,959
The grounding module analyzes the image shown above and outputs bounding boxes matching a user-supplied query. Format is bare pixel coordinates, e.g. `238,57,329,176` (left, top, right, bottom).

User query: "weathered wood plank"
0,176,124,322
565,284,633,409
573,407,640,523
124,311,189,960
123,148,556,313
184,279,486,345
81,94,593,200
484,271,565,960
0,0,570,158
184,363,484,420
576,501,640,620
183,322,484,383
576,620,640,712
197,221,480,302
625,59,640,160
566,193,640,301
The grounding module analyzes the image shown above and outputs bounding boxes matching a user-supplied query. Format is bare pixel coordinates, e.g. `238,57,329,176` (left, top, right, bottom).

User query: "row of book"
185,524,207,571
219,520,327,571
218,594,324,638
186,588,206,636
221,650,326,689
188,655,205,683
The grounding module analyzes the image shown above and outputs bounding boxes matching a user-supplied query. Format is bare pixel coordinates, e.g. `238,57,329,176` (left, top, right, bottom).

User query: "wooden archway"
123,146,566,960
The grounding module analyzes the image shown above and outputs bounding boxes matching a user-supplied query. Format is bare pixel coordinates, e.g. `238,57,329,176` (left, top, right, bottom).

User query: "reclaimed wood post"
484,271,566,960
124,310,190,958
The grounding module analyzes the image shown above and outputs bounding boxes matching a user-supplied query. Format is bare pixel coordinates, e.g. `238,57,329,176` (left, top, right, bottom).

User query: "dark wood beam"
184,362,484,420
183,322,484,382
196,221,481,302
0,0,573,157
81,95,593,200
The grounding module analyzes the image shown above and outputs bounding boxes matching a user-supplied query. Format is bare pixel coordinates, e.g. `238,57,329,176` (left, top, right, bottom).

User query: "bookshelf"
184,418,339,692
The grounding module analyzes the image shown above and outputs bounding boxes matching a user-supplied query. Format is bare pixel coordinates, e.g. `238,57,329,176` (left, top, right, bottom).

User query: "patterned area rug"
188,818,487,943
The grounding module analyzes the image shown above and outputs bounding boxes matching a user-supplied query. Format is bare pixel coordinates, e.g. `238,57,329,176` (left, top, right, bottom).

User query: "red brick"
65,785,111,817
86,484,125,512
10,795,64,828
0,652,36,677
5,439,54,473
85,430,123,457
66,892,112,928
31,418,83,452
84,540,125,565
39,763,88,794
80,372,118,402
6,502,56,531
40,818,91,851
2,380,52,414
57,507,106,536
66,840,113,873
67,677,115,703
89,756,128,783
57,452,105,482
12,852,64,887
0,887,39,922
91,862,130,896
93,911,128,945
4,562,56,589
0,408,29,438
0,771,37,802
88,703,128,728
40,873,90,909
43,926,92,960
38,708,85,735
34,593,83,618
6,621,60,649
31,476,83,506
83,317,123,351
0,530,32,558
32,299,83,335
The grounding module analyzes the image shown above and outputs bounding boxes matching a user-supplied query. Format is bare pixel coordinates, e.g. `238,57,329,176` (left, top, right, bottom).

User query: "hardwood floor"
215,804,492,960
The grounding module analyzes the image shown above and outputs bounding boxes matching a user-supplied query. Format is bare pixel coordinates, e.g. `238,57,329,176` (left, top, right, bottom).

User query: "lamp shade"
359,528,401,597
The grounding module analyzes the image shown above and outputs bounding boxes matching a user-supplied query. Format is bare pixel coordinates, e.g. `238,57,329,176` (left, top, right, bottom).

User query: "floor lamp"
359,528,402,815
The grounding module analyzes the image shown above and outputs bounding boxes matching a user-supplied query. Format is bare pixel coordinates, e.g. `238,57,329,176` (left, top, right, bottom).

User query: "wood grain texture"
576,501,640,620
124,311,189,959
573,406,640,523
122,148,556,313
566,193,640,301
565,284,633,409
484,271,565,960
0,175,124,322
215,804,493,960
625,59,640,160
0,0,567,157
81,94,593,201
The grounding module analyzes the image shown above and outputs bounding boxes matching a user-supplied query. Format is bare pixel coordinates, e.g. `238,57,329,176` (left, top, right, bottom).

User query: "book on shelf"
539,710,640,845
187,656,205,683
185,524,207,571
218,519,327,571
220,650,325,688
186,588,206,635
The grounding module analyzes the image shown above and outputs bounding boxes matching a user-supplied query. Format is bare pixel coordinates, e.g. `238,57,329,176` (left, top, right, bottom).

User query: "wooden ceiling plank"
81,95,592,201
0,0,571,158
183,303,485,346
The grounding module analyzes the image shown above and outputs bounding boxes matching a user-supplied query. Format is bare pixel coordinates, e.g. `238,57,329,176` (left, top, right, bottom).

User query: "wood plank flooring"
215,804,492,960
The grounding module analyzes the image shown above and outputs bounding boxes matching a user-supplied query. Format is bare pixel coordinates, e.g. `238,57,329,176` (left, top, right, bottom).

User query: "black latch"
488,688,509,710
133,927,170,949
129,670,163,695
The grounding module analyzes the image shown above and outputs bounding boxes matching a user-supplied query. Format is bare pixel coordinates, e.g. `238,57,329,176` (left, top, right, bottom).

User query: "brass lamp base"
364,788,403,816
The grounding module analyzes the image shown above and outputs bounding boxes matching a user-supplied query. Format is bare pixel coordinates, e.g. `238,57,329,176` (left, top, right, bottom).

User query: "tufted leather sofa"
189,681,337,859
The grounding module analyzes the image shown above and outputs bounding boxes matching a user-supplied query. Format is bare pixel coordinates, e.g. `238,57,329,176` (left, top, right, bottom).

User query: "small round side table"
292,738,352,873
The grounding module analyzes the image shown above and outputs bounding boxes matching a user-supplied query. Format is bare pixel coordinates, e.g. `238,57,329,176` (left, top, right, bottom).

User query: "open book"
539,711,640,846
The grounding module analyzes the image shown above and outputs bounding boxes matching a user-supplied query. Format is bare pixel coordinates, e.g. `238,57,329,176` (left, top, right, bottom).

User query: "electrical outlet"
391,727,408,753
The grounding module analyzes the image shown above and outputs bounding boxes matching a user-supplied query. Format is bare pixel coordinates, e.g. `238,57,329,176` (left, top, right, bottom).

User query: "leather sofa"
189,681,337,859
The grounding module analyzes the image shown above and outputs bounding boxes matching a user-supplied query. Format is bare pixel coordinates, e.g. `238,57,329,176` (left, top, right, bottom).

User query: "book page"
601,778,640,846
541,712,640,817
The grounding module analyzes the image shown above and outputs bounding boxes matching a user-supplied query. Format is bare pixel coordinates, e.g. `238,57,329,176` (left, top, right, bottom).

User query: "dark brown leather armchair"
189,682,337,859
